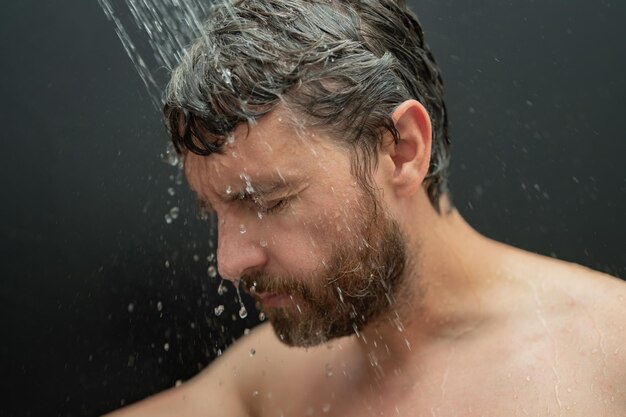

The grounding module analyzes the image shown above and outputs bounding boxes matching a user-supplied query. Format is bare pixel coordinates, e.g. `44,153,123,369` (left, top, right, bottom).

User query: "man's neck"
357,204,504,376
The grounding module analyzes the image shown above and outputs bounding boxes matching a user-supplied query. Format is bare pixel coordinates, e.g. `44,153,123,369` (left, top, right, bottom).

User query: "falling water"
99,0,256,370
97,0,213,109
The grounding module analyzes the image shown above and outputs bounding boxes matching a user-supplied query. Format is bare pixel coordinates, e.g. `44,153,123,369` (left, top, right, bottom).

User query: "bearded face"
242,189,409,347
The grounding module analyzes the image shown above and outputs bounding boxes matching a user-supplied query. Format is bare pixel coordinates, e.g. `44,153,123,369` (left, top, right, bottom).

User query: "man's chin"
266,309,331,348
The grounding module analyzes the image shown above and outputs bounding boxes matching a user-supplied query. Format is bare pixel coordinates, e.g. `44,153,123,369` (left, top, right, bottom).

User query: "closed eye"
255,196,292,215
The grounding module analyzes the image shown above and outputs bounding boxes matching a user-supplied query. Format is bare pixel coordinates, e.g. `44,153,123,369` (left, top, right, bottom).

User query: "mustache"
240,273,302,295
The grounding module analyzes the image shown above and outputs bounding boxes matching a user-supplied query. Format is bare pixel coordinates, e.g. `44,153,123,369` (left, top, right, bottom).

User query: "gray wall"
0,1,624,415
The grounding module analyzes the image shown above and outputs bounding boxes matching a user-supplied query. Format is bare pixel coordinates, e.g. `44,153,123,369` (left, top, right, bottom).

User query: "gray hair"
164,0,451,211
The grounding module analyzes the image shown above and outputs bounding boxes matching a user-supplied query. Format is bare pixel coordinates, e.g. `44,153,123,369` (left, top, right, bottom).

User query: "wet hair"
163,0,451,211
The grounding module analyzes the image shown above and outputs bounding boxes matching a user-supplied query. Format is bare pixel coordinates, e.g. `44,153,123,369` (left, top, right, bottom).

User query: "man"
107,0,626,415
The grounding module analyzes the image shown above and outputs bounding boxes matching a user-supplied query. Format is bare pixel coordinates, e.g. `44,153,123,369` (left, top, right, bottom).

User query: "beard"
241,188,410,348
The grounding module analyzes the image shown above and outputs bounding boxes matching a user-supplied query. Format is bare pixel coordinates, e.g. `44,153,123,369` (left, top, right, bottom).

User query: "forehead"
183,109,350,197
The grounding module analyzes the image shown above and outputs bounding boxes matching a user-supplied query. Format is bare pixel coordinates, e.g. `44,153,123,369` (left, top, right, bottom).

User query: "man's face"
184,111,409,347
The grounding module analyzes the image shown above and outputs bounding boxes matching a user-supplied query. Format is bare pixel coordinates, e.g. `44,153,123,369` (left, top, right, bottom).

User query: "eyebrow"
224,179,296,203
196,177,301,210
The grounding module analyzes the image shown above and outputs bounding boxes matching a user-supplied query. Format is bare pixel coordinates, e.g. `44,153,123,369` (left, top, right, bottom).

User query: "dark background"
0,1,624,416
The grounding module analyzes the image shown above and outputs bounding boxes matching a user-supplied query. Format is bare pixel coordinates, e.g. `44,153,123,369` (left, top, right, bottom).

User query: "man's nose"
216,216,267,282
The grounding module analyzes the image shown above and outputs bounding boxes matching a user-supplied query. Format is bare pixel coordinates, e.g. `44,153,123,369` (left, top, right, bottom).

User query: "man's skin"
107,100,626,416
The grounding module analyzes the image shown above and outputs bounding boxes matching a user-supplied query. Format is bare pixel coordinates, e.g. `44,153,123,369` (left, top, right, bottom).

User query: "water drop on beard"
249,348,256,356
239,224,246,234
259,311,266,321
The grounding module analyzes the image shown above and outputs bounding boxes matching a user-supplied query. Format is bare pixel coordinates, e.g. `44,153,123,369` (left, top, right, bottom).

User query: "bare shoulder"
102,323,286,417
501,245,626,321
189,322,346,417
556,262,626,408
509,250,626,403
516,250,626,343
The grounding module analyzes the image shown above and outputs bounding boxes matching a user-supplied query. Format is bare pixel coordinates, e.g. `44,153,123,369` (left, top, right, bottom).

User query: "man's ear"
385,99,433,198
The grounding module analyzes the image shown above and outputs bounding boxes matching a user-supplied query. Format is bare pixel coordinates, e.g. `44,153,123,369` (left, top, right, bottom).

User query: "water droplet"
239,224,247,234
240,172,254,193
249,348,256,356
325,363,333,377
157,301,163,311
217,280,228,295
226,134,235,145
239,305,248,319
257,211,264,220
259,240,268,248
192,254,199,262
175,380,182,387
244,328,251,335
164,214,173,224
207,265,217,278
167,187,175,196
164,342,170,351
259,312,266,321
225,185,232,195
322,403,331,413
214,305,224,316
162,143,179,166
164,260,170,268
169,206,179,219
221,67,232,85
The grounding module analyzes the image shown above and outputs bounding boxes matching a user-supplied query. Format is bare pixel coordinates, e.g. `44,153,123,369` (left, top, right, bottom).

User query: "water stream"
98,0,213,108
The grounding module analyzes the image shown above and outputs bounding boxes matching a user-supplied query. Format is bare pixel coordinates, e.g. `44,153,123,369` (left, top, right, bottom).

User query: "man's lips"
255,292,292,308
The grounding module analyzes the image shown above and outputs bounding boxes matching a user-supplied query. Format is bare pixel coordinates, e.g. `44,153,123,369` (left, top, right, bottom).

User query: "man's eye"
257,197,290,214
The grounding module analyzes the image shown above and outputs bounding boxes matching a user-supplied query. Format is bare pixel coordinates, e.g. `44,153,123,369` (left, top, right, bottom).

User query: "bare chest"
256,371,616,417
253,340,620,417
